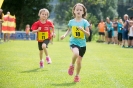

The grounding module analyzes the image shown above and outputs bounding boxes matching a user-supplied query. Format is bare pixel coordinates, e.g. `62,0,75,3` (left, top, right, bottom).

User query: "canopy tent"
0,0,4,8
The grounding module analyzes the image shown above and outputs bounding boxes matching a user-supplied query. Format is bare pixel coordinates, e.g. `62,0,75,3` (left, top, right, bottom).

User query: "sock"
71,64,75,66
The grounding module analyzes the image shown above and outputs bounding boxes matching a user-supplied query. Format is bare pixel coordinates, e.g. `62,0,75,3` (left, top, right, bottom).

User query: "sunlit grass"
0,40,133,88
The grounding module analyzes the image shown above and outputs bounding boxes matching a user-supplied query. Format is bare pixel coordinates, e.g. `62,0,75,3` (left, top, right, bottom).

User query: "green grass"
0,40,133,88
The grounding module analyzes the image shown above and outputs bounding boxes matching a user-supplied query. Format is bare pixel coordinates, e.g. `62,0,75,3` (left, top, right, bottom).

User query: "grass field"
0,40,133,88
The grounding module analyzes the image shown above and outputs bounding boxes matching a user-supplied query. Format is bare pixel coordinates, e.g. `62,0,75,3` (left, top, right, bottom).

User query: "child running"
31,8,55,68
60,3,90,82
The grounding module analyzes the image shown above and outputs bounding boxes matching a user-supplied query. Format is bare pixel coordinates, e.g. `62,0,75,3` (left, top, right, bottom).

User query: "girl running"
60,3,90,82
31,8,55,68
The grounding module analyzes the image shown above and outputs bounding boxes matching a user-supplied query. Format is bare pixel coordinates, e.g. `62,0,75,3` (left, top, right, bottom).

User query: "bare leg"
71,47,79,65
102,35,104,41
122,40,125,46
42,43,48,56
76,56,82,76
4,33,7,42
7,33,10,41
131,40,133,46
39,50,43,60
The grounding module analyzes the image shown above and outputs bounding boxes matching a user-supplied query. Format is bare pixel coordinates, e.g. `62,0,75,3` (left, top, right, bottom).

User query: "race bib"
72,26,84,39
38,32,48,41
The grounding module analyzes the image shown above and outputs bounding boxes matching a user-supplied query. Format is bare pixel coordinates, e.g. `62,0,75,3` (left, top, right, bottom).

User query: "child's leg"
38,42,44,68
68,46,79,76
75,56,82,76
71,47,79,65
39,50,43,60
74,47,86,82
42,39,50,56
42,39,51,64
42,43,48,56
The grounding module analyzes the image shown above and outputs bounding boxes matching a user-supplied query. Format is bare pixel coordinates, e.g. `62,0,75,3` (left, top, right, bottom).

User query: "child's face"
74,5,84,18
39,11,48,20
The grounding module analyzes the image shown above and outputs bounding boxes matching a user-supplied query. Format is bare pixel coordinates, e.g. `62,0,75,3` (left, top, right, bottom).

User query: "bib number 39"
72,26,84,39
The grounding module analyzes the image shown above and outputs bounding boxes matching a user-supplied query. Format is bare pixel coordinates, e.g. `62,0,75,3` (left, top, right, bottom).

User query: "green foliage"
87,13,98,25
2,0,51,30
54,0,120,25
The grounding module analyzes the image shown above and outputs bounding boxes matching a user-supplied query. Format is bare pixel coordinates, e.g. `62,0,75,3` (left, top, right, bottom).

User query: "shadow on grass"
52,82,76,87
21,68,48,73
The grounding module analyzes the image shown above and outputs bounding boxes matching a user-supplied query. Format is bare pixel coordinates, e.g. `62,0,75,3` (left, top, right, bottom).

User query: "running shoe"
40,60,44,68
68,65,74,76
46,57,52,64
74,76,80,82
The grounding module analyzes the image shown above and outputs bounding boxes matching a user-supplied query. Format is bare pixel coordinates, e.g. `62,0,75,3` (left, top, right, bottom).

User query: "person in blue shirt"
117,19,123,45
60,3,90,82
122,14,129,47
105,17,113,44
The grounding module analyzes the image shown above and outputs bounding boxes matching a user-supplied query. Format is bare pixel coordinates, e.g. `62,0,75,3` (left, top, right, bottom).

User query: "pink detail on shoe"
40,61,44,68
68,65,74,76
46,57,52,64
74,76,80,82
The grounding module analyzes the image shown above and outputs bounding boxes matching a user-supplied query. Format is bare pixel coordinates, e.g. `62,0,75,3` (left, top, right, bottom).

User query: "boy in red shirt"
31,8,55,68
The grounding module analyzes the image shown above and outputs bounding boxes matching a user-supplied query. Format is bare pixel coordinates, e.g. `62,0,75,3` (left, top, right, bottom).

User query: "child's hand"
37,27,41,31
51,33,56,38
60,35,65,40
78,26,84,31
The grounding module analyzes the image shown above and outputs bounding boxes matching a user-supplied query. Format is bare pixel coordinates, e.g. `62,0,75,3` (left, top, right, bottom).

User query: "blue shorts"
122,30,128,40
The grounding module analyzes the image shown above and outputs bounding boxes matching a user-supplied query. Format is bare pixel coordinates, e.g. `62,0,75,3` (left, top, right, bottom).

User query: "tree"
118,0,133,19
54,0,106,25
2,0,51,30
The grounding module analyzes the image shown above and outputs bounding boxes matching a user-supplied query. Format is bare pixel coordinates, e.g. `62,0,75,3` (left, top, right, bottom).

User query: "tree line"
1,0,133,30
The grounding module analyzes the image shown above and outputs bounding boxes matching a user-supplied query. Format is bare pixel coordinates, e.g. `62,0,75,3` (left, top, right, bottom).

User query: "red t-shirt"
31,20,54,42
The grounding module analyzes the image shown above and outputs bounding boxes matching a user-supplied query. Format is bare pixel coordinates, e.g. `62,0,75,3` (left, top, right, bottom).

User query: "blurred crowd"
96,14,133,48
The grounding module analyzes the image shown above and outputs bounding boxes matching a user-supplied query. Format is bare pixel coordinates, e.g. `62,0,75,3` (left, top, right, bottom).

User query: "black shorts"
38,39,50,50
99,32,105,36
129,36,133,40
70,44,86,57
118,33,122,41
108,30,112,38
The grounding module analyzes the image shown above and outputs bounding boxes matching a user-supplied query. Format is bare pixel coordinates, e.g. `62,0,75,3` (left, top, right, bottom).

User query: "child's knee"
74,52,79,57
42,44,47,49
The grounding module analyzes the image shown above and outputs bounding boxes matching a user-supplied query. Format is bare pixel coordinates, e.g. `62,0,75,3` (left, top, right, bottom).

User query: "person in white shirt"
128,20,133,47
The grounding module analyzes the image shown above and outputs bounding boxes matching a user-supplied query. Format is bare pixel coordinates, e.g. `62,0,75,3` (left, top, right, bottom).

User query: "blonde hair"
26,24,30,27
72,3,87,18
38,8,49,17
124,14,128,17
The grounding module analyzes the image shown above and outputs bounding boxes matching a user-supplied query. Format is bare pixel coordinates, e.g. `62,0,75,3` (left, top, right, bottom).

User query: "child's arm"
51,27,55,38
32,27,41,33
60,28,71,40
